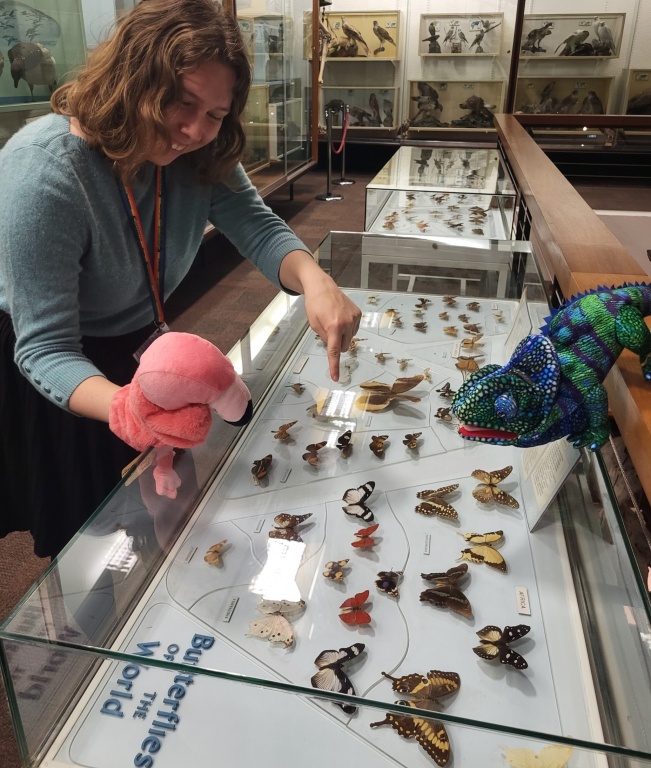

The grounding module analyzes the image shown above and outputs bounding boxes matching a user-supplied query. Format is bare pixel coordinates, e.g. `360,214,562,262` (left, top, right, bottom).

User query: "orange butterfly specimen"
472,466,520,509
204,540,228,566
370,434,389,457
455,356,481,375
355,376,423,412
438,311,449,321
251,454,272,485
416,484,459,519
302,441,327,466
272,420,297,440
463,323,481,334
337,430,353,459
466,301,480,312
414,322,428,333
339,589,372,625
457,314,470,323
268,512,313,543
352,523,379,549
443,326,458,336
461,334,484,349
442,296,457,306
403,432,422,450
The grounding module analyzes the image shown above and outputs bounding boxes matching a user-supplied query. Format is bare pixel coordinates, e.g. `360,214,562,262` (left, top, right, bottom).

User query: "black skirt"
0,311,155,558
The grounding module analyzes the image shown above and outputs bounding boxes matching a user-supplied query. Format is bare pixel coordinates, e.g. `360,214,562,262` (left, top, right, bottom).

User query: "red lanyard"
118,166,167,327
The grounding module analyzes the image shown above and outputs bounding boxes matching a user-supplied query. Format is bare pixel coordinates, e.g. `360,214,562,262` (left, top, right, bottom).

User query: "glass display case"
515,76,614,115
364,146,517,241
2,231,651,768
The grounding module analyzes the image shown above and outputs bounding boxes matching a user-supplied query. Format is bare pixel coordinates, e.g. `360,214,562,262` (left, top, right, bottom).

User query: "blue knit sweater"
0,114,307,410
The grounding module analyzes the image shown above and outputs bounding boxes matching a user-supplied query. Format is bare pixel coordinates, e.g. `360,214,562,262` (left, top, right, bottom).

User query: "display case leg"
316,108,343,202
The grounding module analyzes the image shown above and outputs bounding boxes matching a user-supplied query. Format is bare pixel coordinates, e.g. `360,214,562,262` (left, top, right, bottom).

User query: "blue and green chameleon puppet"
451,284,651,451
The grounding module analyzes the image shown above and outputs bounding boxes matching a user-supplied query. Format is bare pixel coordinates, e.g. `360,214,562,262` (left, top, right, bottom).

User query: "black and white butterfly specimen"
415,485,459,519
311,643,365,714
302,441,327,467
436,382,456,399
473,624,531,670
272,421,297,440
336,430,353,459
403,432,422,450
251,454,272,485
204,540,228,567
420,564,472,617
268,512,313,543
370,669,460,766
472,466,520,509
463,323,482,334
323,559,349,581
355,376,423,412
457,530,507,572
375,570,403,597
247,599,306,648
370,434,389,457
467,301,480,312
342,481,375,521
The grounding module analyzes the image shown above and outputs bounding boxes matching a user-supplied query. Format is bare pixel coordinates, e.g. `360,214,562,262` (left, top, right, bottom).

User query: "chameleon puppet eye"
495,393,517,420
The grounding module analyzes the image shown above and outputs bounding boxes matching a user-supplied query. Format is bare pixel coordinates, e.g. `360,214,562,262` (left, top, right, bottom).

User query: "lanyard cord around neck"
117,166,167,327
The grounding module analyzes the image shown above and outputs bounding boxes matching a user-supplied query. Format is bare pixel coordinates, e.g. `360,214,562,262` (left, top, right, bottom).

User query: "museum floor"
1,162,649,768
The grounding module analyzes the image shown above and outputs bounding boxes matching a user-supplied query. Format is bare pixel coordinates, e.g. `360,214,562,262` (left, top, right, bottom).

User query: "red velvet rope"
332,111,349,154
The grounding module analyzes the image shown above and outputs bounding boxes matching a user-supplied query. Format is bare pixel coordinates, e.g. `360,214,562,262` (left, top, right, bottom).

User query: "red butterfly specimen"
302,441,327,466
339,589,372,625
352,523,379,549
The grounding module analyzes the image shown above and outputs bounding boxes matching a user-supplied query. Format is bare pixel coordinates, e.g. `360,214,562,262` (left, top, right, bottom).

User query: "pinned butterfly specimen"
455,356,481,375
355,376,423,412
204,540,228,567
311,643,365,714
415,485,459,519
375,352,391,364
458,314,469,323
392,315,404,328
370,434,389,457
414,322,428,332
302,441,327,467
493,311,505,323
251,454,272,485
472,228,484,236
366,295,379,304
435,407,453,422
375,570,403,598
397,358,411,371
336,430,353,459
423,368,432,383
269,512,313,543
352,523,379,549
403,432,422,450
466,301,480,312
457,530,507,572
371,669,460,766
272,420,297,441
247,599,306,648
339,589,372,625
348,337,367,355
436,382,456,399
323,559,349,581
342,481,375,522
417,221,428,232
473,624,531,670
443,326,458,336
463,323,481,334
461,334,484,349
287,382,305,395
413,308,425,318
502,745,573,768
443,296,457,306
472,466,520,509
420,564,472,617
438,311,449,321
416,297,432,309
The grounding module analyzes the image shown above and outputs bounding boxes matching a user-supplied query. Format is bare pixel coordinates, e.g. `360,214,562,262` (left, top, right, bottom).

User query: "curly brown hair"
51,0,251,182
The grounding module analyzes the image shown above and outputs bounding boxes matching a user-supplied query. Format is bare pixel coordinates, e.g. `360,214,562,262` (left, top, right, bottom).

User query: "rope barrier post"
315,108,343,202
333,104,355,186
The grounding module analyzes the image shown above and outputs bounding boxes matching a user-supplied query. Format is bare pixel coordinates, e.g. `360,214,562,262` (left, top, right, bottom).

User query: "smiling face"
147,60,236,166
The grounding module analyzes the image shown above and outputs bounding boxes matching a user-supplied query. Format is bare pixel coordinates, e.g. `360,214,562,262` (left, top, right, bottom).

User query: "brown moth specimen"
463,323,481,334
273,421,297,440
303,441,328,467
443,326,458,336
375,352,391,364
370,434,389,457
416,484,459,519
355,376,424,412
398,358,411,371
442,296,457,306
466,301,480,312
414,321,428,332
435,407,453,421
457,313,469,323
461,334,484,349
251,454,272,485
420,564,472,618
439,311,449,321
204,540,228,567
287,382,304,395
403,432,422,450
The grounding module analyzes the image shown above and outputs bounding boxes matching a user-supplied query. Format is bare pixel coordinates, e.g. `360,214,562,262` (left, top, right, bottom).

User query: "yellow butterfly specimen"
355,376,423,412
472,466,520,508
461,334,484,349
443,326,458,336
247,599,306,648
502,745,573,768
204,540,228,566
416,485,459,519
457,530,507,572
370,669,460,766
272,420,297,440
403,432,422,450
366,295,379,304
417,221,428,231
383,221,395,230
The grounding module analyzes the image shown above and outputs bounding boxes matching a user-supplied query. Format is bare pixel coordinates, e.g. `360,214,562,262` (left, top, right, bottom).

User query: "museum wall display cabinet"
2,231,651,768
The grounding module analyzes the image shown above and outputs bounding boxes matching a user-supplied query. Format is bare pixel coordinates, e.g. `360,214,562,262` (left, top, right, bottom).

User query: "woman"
0,0,360,557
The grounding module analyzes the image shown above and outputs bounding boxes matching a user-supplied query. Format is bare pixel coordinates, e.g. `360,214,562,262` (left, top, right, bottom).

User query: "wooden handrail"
494,114,651,504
